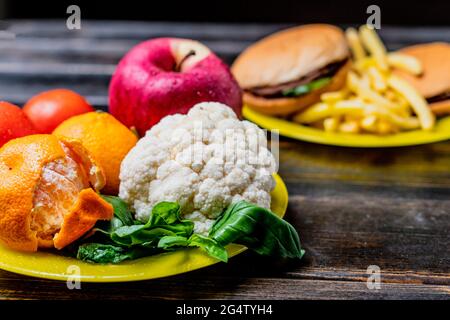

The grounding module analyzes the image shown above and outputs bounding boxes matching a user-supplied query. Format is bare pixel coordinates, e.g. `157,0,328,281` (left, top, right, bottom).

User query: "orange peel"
0,134,113,252
53,111,138,195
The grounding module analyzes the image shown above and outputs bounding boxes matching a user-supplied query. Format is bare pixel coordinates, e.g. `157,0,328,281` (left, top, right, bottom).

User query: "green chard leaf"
75,200,196,263
148,201,181,225
157,234,228,262
187,234,228,263
111,226,184,247
282,77,332,97
76,243,156,264
100,195,135,226
209,201,305,259
108,203,194,247
157,236,189,250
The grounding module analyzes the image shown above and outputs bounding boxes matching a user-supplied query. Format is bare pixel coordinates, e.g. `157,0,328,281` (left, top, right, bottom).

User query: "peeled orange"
53,112,138,195
0,134,113,252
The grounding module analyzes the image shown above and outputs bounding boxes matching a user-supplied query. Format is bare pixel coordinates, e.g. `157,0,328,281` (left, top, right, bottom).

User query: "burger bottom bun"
243,60,350,116
429,99,450,116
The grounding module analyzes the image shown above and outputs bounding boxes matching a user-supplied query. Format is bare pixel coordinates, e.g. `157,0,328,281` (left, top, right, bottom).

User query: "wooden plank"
278,140,450,188
377,27,450,43
0,271,448,300
287,267,450,286
5,21,450,43
1,24,447,66
275,140,450,277
1,22,448,106
5,20,291,41
0,24,447,67
0,38,250,63
189,178,449,278
0,62,115,76
284,193,449,273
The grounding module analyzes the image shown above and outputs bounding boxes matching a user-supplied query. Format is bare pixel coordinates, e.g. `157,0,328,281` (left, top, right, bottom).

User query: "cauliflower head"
119,102,277,235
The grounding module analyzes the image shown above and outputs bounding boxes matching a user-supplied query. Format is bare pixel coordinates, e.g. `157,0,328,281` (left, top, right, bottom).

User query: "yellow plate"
0,174,288,282
243,106,450,147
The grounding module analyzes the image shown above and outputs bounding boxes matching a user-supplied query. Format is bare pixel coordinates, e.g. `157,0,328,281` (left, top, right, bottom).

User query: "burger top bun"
232,24,349,89
393,42,450,98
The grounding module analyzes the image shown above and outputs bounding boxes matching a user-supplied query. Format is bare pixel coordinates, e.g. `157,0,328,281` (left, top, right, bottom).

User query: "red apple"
109,38,242,135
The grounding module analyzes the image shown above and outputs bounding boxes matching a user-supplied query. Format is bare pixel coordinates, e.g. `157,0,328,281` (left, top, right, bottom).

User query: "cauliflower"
119,102,277,235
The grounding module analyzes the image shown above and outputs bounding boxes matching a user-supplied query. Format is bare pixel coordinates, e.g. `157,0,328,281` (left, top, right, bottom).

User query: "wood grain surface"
0,21,449,300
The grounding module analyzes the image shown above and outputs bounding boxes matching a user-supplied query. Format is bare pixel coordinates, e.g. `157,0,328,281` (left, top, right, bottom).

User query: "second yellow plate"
244,106,450,147
0,174,288,282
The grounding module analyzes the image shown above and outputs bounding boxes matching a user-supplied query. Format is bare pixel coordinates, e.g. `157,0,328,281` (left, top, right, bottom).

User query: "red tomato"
0,101,38,147
23,89,95,133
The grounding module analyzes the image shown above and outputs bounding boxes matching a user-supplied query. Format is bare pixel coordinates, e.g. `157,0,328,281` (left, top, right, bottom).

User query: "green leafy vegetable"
77,243,155,264
74,196,304,264
210,201,305,259
157,236,189,249
282,77,332,97
187,234,228,263
100,195,134,226
157,234,228,262
149,201,181,225
108,201,194,247
75,197,199,264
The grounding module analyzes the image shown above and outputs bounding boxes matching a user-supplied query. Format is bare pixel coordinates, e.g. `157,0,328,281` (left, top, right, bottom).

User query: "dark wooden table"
0,20,449,300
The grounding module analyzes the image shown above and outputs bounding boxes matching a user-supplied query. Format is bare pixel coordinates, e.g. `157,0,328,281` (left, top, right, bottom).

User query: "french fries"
323,117,340,132
367,66,387,92
345,28,366,61
293,24,432,135
387,53,422,75
359,25,389,71
387,75,435,130
360,115,378,132
293,103,331,124
339,120,360,133
321,90,349,103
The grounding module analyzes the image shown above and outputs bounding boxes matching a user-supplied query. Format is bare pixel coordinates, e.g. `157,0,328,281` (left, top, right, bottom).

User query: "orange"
53,112,138,195
0,134,113,252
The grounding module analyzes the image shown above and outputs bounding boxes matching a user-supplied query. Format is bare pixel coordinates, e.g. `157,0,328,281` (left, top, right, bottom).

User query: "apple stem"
174,50,196,72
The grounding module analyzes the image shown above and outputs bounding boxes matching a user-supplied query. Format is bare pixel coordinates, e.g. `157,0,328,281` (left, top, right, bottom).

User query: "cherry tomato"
23,89,95,133
0,101,37,147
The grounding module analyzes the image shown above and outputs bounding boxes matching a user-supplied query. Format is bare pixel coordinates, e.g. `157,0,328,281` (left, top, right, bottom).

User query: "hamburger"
393,42,450,116
231,24,351,116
